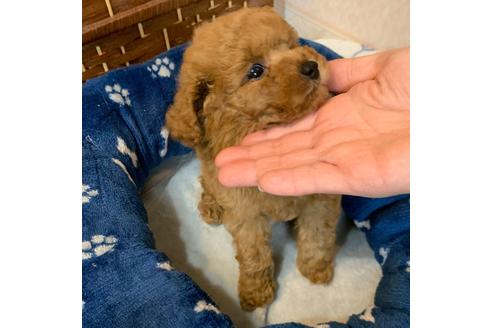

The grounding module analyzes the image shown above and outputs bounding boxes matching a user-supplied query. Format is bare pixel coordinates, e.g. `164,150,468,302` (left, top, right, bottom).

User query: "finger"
215,129,314,168
326,51,389,93
217,160,257,187
256,148,320,177
214,147,248,168
241,111,318,146
217,148,320,187
257,162,347,196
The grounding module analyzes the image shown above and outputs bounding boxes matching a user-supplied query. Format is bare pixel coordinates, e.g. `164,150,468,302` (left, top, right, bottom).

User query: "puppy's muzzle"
300,60,319,80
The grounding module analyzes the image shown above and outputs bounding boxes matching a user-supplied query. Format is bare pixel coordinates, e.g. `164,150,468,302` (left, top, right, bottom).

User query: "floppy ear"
165,67,210,148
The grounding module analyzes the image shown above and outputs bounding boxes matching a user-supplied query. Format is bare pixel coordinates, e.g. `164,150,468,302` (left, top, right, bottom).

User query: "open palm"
215,48,409,197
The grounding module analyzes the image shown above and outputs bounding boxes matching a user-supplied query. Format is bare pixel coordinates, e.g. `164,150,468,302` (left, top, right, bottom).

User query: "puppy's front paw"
297,258,334,284
239,275,276,311
198,192,223,225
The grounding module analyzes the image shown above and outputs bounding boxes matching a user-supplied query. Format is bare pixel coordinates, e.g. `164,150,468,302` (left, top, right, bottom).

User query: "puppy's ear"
166,71,210,148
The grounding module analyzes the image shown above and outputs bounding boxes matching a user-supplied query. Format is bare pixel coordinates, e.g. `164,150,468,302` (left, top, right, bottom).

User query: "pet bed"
82,37,409,327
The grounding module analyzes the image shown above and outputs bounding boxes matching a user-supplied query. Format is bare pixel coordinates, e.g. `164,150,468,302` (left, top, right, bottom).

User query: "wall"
274,0,409,50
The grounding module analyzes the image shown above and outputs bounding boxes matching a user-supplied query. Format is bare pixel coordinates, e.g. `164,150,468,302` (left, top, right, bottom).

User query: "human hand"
215,48,409,197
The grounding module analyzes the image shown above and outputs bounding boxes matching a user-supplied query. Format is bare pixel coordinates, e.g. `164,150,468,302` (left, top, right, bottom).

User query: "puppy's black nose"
300,60,319,80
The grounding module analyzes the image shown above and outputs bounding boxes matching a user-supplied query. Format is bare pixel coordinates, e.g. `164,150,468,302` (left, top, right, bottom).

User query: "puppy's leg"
224,211,275,311
198,178,223,225
295,197,340,284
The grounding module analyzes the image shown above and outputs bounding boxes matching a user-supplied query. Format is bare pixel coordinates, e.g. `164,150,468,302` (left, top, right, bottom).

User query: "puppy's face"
228,43,329,128
166,7,330,154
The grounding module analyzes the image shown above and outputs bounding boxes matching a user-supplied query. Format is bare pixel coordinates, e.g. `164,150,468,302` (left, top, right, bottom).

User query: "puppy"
166,7,341,311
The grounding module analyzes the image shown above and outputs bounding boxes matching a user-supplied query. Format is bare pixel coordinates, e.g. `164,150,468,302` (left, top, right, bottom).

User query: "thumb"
327,51,388,93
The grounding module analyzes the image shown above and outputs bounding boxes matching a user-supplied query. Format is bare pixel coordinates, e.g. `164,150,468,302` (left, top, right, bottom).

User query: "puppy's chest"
199,159,303,221
259,196,301,222
233,190,303,222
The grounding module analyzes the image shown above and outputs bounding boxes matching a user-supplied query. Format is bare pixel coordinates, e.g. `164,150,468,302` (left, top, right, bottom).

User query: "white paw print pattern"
316,324,331,328
358,305,376,323
379,247,390,266
112,158,136,185
159,127,169,158
82,184,99,204
194,300,220,314
82,235,118,260
116,136,138,168
157,261,173,271
354,219,371,230
105,84,131,106
147,57,175,78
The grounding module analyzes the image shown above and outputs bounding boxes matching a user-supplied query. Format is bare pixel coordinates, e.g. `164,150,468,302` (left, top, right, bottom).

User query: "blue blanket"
82,39,409,328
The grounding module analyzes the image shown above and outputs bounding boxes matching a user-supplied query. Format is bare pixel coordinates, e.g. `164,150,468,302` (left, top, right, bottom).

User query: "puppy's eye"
247,63,265,80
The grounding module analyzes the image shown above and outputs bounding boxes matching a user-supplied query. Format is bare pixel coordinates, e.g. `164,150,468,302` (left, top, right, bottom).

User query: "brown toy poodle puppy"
166,7,341,311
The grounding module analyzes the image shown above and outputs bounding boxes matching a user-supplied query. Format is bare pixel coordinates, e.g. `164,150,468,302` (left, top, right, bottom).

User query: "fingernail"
258,185,264,192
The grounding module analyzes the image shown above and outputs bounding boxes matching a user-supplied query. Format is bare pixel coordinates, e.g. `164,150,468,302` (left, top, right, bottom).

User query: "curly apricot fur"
166,7,340,311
